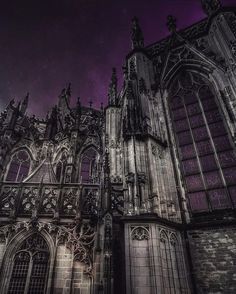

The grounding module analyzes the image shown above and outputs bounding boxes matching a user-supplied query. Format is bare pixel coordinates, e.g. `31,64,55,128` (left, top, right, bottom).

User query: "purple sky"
0,0,235,116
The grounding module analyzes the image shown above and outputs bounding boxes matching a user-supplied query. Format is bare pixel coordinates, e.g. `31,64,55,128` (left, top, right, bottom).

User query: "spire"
108,68,118,106
20,92,29,115
58,83,71,109
131,17,144,49
74,97,81,128
66,82,71,96
76,97,81,115
201,0,222,16
45,106,59,139
167,15,177,34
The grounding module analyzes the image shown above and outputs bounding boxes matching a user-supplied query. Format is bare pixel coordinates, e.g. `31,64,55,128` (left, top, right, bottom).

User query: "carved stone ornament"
131,226,150,241
0,220,96,276
230,40,236,58
125,172,135,184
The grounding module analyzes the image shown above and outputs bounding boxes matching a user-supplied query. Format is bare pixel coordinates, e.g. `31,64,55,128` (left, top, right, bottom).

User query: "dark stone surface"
188,227,236,293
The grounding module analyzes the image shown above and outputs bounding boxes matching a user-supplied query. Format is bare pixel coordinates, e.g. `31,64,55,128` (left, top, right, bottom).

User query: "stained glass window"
6,150,30,182
188,191,208,212
182,158,199,175
80,147,99,183
55,152,67,182
8,234,49,294
170,73,236,213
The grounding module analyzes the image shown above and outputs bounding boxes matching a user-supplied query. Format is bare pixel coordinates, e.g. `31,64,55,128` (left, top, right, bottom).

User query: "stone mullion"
197,90,234,209
15,183,24,218
182,93,212,212
24,252,33,294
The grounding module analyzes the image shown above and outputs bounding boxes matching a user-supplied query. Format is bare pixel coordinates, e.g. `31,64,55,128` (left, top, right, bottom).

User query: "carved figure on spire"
58,83,71,109
201,0,222,16
131,17,144,49
167,15,177,33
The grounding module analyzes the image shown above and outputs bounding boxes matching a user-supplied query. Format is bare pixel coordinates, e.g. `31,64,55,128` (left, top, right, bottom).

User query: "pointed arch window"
160,230,187,293
55,151,67,182
8,234,49,294
5,150,30,182
169,72,236,212
80,147,99,183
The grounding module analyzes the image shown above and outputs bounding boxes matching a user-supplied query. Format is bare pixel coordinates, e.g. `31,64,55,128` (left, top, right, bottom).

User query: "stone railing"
0,182,100,219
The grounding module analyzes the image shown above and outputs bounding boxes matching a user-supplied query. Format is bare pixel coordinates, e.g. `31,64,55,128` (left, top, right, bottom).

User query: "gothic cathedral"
1,1,236,293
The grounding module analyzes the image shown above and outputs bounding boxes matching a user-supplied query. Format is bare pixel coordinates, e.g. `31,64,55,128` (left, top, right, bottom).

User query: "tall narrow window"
160,230,187,294
8,234,49,294
80,148,99,183
6,150,30,182
169,72,236,213
55,152,67,182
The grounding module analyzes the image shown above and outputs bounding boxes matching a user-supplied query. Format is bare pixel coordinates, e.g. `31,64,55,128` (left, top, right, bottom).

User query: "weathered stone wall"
53,244,91,294
124,222,191,294
188,226,236,294
0,239,6,269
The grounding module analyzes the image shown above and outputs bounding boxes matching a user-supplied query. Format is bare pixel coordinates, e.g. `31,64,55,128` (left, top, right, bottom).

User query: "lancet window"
5,150,31,182
160,230,187,293
169,72,236,213
80,147,99,183
55,151,67,182
8,234,49,294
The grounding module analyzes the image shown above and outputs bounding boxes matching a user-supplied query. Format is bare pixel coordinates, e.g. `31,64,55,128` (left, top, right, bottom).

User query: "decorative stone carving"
62,188,79,215
111,189,124,214
230,40,236,58
137,172,146,184
152,144,164,158
0,220,96,276
125,172,135,184
131,226,150,241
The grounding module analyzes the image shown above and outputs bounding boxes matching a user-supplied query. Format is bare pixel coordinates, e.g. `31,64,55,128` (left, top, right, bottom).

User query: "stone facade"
188,226,236,294
1,0,236,293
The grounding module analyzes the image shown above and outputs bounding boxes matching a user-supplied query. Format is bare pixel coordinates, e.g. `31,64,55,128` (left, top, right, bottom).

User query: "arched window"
160,230,186,294
160,231,173,292
55,151,67,182
169,72,236,212
8,234,49,294
80,147,99,183
5,150,30,182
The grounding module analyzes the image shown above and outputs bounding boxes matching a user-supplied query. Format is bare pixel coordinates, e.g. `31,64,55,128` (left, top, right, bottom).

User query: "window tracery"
80,147,99,183
8,234,49,294
169,72,236,213
159,229,186,293
5,150,31,182
131,226,150,241
55,151,67,182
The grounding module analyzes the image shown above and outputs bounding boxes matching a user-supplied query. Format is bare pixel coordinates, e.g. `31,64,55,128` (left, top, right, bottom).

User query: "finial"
100,102,104,111
59,88,66,99
76,97,81,114
58,84,71,108
131,16,144,49
66,82,71,96
89,99,93,108
20,92,29,114
167,15,177,33
111,68,117,84
201,0,222,16
76,96,81,107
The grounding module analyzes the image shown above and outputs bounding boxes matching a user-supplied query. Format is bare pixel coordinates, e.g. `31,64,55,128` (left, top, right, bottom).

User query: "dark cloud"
0,0,235,116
